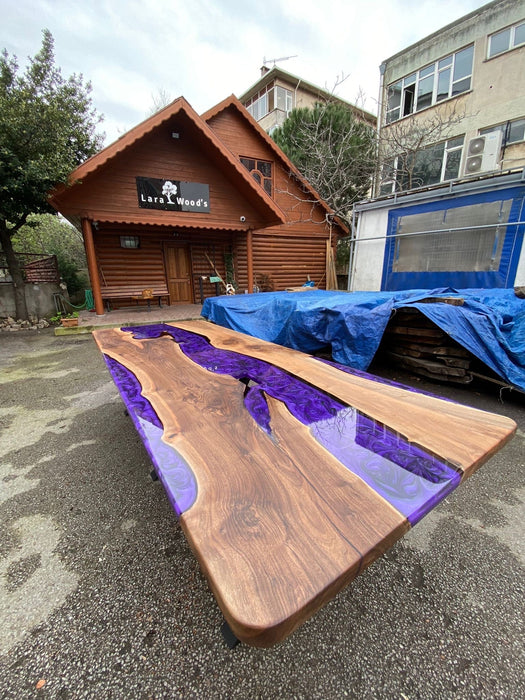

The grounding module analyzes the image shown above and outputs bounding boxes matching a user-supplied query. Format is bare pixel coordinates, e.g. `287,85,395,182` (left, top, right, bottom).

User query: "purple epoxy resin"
311,410,460,524
123,324,342,431
122,324,461,525
103,355,197,515
105,354,162,428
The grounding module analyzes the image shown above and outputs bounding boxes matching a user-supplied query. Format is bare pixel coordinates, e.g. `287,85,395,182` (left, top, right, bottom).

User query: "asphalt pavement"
0,327,524,699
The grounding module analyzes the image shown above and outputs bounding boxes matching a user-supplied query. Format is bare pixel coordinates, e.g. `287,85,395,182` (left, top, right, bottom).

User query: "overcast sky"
2,0,490,146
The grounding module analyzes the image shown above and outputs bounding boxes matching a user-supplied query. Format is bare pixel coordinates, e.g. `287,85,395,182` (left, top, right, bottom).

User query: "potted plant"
50,311,79,327
61,312,79,327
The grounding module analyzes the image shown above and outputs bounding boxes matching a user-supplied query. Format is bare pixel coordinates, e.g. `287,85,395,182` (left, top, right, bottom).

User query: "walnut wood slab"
93,321,516,647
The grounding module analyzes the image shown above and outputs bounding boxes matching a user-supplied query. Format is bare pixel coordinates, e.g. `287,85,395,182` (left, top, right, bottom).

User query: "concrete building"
377,0,524,196
239,65,376,134
349,0,525,293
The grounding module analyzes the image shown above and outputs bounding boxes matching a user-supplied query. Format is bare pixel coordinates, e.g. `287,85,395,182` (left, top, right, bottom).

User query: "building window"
246,92,268,121
480,117,525,145
120,235,140,249
240,157,273,195
385,45,474,123
380,136,464,194
245,84,293,121
488,21,525,58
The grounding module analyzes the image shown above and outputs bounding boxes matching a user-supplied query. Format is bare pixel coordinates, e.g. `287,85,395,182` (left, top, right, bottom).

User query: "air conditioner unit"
463,131,502,175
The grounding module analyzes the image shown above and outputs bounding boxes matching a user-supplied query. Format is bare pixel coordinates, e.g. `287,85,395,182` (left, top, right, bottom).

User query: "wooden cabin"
50,95,347,315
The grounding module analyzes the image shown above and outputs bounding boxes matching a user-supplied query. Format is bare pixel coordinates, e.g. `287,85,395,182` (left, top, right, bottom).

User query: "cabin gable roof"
203,95,349,234
50,97,285,229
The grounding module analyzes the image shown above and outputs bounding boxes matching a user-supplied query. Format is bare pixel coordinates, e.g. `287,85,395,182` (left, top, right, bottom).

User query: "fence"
0,253,60,284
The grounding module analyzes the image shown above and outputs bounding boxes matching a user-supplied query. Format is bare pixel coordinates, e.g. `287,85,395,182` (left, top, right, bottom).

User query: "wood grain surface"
93,322,516,646
173,321,516,477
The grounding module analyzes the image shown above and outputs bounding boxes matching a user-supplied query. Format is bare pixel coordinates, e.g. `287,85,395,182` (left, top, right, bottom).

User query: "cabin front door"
165,246,193,303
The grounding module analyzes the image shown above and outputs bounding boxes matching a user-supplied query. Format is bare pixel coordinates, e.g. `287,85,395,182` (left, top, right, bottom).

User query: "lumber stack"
382,306,473,385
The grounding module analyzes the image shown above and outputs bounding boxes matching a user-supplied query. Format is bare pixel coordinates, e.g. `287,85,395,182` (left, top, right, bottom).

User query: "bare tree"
376,103,468,194
148,88,172,116
272,93,377,226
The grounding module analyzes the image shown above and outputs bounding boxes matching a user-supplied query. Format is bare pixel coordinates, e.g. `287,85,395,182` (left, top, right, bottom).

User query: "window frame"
244,83,294,122
120,235,140,249
379,136,465,195
480,117,525,146
240,157,274,196
487,21,525,58
385,45,474,124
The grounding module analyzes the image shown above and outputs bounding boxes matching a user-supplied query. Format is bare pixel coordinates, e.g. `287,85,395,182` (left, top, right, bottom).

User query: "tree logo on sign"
161,181,178,204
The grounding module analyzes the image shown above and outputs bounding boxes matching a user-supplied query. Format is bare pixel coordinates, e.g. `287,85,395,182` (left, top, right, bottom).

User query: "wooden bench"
100,286,170,312
93,321,516,647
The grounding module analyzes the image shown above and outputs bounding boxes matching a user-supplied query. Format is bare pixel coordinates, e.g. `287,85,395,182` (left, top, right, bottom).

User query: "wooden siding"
56,113,270,230
208,107,330,231
231,233,328,293
94,223,326,302
208,110,273,162
188,235,237,302
252,233,328,291
95,230,166,291
233,237,249,293
58,98,345,304
207,106,342,290
94,225,239,305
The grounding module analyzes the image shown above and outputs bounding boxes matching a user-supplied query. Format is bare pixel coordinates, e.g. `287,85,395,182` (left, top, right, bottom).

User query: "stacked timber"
382,306,473,385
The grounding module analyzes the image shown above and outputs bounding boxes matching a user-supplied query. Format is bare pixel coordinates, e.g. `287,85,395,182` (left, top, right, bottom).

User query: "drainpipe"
375,62,387,198
81,217,105,316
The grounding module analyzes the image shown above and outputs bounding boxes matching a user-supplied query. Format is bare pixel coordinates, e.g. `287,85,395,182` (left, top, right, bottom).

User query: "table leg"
221,620,239,649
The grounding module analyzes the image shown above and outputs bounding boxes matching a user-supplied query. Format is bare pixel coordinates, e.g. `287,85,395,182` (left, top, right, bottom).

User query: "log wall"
252,233,327,291
60,101,343,304
95,225,238,306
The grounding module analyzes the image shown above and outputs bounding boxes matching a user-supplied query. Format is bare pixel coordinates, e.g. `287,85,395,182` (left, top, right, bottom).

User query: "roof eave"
50,96,286,227
237,66,376,124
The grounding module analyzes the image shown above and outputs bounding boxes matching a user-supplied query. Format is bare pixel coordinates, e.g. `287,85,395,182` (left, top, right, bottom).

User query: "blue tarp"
201,288,525,391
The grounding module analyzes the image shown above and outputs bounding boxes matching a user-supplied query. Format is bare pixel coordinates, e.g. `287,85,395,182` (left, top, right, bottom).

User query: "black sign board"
136,177,210,213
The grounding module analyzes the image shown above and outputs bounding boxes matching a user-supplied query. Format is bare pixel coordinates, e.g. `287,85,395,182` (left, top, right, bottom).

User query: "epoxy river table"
93,321,516,647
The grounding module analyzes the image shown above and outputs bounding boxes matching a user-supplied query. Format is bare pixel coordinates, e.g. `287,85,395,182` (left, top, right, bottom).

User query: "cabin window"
120,235,140,249
240,157,273,196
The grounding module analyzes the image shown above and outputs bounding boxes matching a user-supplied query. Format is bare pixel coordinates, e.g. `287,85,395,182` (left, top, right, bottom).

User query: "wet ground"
0,324,524,699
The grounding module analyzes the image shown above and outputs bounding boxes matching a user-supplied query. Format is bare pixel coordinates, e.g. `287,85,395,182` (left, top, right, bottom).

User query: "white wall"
349,208,389,291
514,239,525,287
378,0,525,178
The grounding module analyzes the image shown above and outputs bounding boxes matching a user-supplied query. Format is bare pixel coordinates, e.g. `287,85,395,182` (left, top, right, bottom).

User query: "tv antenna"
263,55,298,67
